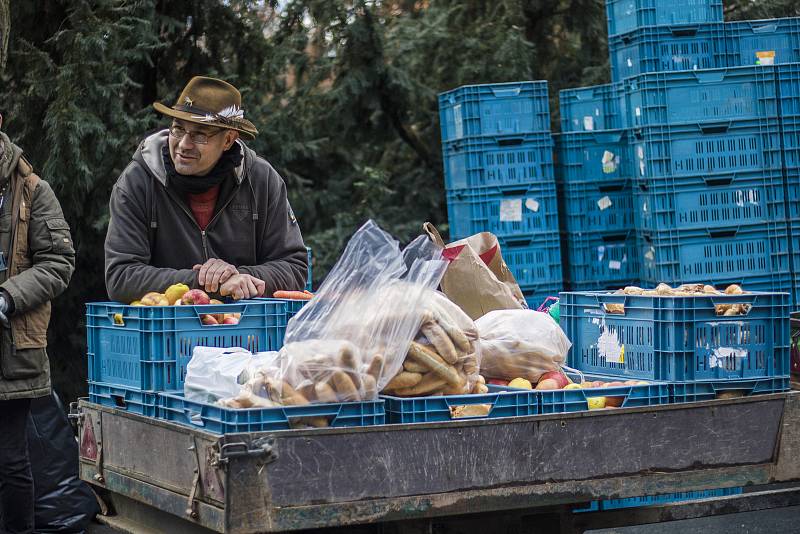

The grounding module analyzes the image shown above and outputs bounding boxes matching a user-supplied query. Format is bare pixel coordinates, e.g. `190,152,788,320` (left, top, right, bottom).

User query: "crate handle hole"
111,395,127,409
705,177,733,187
497,138,524,147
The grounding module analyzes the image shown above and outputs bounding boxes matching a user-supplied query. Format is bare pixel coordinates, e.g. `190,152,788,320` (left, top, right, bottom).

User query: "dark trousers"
0,398,34,534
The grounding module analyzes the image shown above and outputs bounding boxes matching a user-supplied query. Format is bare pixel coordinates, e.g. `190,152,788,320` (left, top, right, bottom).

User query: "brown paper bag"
423,222,526,320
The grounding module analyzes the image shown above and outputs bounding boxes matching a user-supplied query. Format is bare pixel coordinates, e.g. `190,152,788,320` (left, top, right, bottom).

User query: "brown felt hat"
153,76,258,140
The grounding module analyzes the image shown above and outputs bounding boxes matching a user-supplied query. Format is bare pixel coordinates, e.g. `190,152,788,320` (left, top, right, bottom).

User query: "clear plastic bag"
383,289,484,396
475,309,571,382
184,347,254,404
269,220,447,403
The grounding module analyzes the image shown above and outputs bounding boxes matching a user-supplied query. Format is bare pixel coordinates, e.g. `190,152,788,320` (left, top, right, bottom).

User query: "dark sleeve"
1,180,75,313
236,168,307,294
104,166,196,303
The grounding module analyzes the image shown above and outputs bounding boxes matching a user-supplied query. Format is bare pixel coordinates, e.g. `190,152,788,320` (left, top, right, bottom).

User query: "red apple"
535,378,561,390
486,378,510,386
200,314,219,325
539,370,569,389
222,316,239,325
182,289,210,305
605,396,625,407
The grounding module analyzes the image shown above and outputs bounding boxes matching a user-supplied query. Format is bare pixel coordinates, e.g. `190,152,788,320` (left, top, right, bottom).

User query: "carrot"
272,290,313,300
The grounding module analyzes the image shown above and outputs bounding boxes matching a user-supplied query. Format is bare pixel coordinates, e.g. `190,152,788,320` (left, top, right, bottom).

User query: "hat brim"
153,102,257,140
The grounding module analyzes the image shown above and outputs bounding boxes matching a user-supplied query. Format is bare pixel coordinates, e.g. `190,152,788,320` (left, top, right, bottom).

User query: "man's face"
168,119,238,176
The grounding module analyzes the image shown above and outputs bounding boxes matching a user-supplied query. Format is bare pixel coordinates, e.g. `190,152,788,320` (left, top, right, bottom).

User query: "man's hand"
219,274,266,301
193,259,239,293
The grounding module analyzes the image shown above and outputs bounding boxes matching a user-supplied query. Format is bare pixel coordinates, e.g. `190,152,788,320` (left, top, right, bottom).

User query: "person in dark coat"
104,76,307,303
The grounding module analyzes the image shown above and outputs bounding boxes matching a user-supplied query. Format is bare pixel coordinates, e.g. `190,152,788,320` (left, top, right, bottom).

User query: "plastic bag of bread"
475,309,570,383
270,220,447,403
383,290,483,396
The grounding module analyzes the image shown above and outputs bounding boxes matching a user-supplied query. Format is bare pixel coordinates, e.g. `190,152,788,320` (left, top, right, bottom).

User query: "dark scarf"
162,143,243,195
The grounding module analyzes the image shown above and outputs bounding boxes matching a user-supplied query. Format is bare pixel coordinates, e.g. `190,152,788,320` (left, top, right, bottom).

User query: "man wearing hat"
105,76,307,303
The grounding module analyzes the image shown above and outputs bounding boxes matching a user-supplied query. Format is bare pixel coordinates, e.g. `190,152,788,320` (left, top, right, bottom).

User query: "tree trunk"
0,0,9,72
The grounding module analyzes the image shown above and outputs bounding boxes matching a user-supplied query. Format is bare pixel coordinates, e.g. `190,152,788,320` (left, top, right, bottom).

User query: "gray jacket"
104,130,307,303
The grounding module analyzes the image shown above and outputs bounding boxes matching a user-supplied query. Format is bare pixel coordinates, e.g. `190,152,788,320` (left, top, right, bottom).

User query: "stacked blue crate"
439,82,563,307
777,63,800,307
555,129,639,290
626,64,796,299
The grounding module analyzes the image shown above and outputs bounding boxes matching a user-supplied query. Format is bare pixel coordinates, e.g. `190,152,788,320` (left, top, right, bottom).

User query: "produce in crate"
611,283,753,316
475,309,571,383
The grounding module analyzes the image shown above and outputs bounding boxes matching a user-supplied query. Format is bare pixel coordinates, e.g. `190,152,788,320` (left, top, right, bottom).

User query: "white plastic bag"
271,220,448,403
184,347,254,404
475,309,571,382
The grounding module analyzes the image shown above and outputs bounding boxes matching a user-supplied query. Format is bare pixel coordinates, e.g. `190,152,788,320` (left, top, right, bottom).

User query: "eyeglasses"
169,124,224,145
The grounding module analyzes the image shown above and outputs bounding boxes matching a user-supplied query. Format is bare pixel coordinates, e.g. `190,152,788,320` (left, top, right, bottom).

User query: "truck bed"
77,391,800,533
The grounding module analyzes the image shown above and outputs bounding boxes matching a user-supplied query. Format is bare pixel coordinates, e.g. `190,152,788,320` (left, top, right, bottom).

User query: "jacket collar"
137,129,248,186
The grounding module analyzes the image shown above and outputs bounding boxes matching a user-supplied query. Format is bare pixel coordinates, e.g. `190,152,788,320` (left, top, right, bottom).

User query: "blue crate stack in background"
555,0,800,306
439,82,563,309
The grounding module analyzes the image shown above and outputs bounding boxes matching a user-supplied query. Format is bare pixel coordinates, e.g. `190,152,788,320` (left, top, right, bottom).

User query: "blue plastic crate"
556,130,634,183
631,118,784,182
564,231,640,287
777,62,800,118
88,382,160,417
625,66,778,128
538,373,669,414
670,376,790,403
633,170,791,233
499,235,563,288
609,23,726,82
576,487,743,512
521,283,563,310
605,0,723,39
446,183,559,241
86,300,287,392
560,289,791,381
438,81,550,142
779,118,800,177
725,18,800,68
382,387,538,424
639,222,794,284
159,391,385,434
559,83,627,132
443,134,555,191
559,179,635,235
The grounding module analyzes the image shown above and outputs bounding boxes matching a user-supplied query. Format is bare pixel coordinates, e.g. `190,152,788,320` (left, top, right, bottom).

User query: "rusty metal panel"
257,399,784,507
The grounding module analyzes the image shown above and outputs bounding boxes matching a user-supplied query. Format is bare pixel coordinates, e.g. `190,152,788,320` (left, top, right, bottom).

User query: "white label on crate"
709,347,748,369
597,245,606,262
500,199,523,222
756,50,776,66
597,195,613,211
639,160,646,177
598,329,623,364
637,146,644,160
736,189,759,207
583,116,595,131
627,58,633,68
644,247,655,261
602,150,618,173
453,104,464,139
609,260,622,270
642,200,649,213
525,198,540,212
635,106,642,117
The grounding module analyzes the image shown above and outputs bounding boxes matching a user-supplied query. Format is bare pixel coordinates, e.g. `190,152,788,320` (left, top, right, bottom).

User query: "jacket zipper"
164,183,241,263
